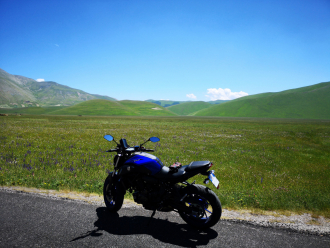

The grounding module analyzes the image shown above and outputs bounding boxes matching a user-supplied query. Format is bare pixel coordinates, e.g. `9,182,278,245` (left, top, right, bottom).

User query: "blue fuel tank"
124,152,164,175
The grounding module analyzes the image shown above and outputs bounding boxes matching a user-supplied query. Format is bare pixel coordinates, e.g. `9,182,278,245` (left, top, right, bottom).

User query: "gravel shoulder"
1,186,329,236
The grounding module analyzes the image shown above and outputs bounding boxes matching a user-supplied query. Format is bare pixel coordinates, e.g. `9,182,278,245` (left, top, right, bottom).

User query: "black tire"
179,184,222,229
103,174,124,212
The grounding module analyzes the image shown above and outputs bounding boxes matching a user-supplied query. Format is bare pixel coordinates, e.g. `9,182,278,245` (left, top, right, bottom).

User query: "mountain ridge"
194,81,330,119
1,68,329,119
0,68,116,108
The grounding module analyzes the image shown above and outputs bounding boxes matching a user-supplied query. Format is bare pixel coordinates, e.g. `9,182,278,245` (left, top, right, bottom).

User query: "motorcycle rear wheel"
179,184,222,229
103,174,124,212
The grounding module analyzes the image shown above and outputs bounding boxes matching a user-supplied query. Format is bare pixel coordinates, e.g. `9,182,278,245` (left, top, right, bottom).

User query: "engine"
132,177,167,210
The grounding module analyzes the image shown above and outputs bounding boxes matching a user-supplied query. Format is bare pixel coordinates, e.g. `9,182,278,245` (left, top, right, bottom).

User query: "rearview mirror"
149,137,160,143
104,135,114,142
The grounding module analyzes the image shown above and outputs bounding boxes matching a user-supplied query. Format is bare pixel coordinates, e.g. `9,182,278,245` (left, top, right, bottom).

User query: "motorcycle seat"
153,161,211,183
185,161,211,171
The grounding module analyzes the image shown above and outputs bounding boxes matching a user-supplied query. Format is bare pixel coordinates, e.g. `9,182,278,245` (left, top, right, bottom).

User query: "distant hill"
146,99,229,108
145,99,184,107
3,68,328,119
49,99,137,116
208,100,229,104
0,69,37,107
119,100,176,116
167,101,213,115
0,68,116,108
48,99,177,116
195,81,330,119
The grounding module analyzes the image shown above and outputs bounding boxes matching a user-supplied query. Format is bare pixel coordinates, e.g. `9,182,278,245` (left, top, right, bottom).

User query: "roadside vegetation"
0,115,329,217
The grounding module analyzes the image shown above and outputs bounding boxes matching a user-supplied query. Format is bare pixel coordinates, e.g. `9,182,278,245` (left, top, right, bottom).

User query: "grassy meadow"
0,106,66,115
0,115,329,217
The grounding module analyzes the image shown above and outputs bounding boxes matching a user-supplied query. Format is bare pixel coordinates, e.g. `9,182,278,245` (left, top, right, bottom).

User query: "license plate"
208,171,220,189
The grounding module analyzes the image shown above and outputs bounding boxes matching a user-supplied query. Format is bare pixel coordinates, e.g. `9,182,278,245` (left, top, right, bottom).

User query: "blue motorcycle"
103,135,222,229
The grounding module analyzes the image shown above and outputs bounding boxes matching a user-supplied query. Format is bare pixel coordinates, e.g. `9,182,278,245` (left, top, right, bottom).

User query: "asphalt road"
0,190,329,247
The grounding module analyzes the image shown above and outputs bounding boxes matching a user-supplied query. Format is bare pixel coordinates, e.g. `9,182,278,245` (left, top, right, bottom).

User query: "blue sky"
1,0,329,101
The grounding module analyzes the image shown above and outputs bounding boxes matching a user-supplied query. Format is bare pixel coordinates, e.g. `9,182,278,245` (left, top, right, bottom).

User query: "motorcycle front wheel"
179,184,222,229
103,173,124,212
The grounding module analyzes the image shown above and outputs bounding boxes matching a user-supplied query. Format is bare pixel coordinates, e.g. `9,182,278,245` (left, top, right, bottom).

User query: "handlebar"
136,147,154,152
106,149,118,152
144,149,154,152
106,148,154,153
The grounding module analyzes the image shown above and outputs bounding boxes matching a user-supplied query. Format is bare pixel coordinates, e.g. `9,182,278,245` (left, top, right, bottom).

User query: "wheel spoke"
202,210,207,218
205,208,212,214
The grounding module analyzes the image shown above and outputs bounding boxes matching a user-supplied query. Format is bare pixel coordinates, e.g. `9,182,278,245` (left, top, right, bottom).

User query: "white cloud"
55,44,59,47
36,79,45,82
205,88,248,100
186,93,197,99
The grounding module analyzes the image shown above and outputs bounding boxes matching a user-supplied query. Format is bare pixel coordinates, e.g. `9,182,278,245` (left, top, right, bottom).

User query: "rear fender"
176,167,209,183
180,183,210,196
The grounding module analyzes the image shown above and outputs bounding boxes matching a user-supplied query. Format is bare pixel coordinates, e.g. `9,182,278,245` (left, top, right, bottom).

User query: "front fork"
112,154,122,177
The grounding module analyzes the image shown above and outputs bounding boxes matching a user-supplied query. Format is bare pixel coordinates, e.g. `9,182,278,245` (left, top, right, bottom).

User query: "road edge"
1,185,329,236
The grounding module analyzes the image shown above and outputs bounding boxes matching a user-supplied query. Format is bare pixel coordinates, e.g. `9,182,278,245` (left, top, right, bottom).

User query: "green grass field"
0,115,329,217
0,106,66,115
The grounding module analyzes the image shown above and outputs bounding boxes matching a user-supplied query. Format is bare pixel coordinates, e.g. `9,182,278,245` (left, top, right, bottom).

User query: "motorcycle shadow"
71,207,218,247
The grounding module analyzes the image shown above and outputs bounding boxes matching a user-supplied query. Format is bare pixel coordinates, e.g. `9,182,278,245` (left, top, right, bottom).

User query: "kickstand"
147,209,156,227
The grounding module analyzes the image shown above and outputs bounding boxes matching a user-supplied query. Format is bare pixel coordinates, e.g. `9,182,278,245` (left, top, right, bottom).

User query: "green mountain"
167,101,213,115
0,69,37,107
49,99,177,116
146,99,229,108
49,99,137,116
195,81,330,119
208,100,229,104
119,100,176,116
0,68,116,108
145,99,184,107
3,68,328,119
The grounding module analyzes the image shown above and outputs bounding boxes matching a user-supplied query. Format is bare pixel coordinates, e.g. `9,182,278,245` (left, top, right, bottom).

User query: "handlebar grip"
145,149,154,152
106,149,117,152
